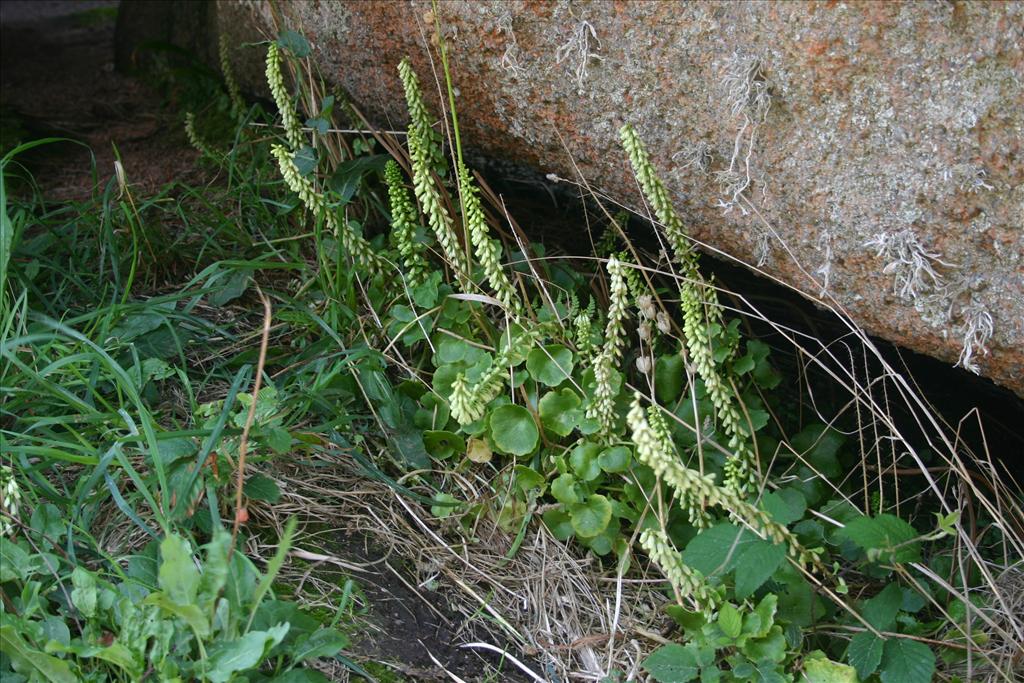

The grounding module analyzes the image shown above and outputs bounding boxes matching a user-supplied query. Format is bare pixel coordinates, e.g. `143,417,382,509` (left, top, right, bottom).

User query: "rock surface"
121,0,1024,394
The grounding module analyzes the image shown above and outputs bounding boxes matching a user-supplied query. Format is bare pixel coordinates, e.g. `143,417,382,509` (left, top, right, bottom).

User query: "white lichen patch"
864,229,952,302
714,52,771,215
956,296,994,375
672,140,713,176
864,227,997,375
942,163,995,194
496,10,525,76
814,230,834,296
554,3,602,91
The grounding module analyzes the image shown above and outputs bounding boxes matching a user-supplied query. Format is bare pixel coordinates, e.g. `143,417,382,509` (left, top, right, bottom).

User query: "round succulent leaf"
497,322,536,365
583,531,613,556
431,364,461,396
526,344,575,386
422,430,465,460
430,493,460,518
466,437,492,463
551,473,579,505
569,441,602,481
463,355,493,384
414,393,450,431
433,334,468,365
609,497,640,523
581,518,620,556
598,445,632,473
542,508,574,541
441,296,473,324
513,465,545,492
654,353,686,405
488,404,539,456
538,388,582,436
577,415,601,435
569,494,612,538
582,366,623,397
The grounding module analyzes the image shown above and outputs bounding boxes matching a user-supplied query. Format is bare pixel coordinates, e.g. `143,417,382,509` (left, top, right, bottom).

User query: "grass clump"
0,54,370,679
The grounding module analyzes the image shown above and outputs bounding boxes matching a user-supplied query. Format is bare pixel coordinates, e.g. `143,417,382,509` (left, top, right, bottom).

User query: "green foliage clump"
251,34,992,682
1,522,348,682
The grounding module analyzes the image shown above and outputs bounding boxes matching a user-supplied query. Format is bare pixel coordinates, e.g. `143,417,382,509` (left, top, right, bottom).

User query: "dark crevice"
476,160,1024,484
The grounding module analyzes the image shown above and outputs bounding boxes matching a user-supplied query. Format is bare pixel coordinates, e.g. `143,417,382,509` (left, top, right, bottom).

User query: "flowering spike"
266,42,304,150
271,144,384,274
586,257,631,439
384,160,429,288
398,59,471,286
621,124,756,493
457,163,520,313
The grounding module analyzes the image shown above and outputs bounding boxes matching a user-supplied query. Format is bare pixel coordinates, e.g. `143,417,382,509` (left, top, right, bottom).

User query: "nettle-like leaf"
744,625,788,664
860,583,902,630
665,605,707,632
538,388,582,436
762,488,807,525
879,638,935,683
683,523,755,577
642,643,700,683
840,514,920,564
745,340,781,389
799,650,858,683
488,404,539,456
734,541,785,599
526,344,574,386
278,30,311,57
569,494,612,538
683,522,784,597
243,473,281,503
718,603,743,639
263,427,292,454
730,658,788,683
790,423,845,478
845,631,883,680
293,145,318,177
746,594,778,639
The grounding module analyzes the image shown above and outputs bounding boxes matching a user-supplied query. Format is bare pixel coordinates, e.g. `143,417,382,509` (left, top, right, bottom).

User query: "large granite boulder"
119,0,1024,394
